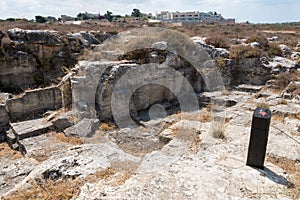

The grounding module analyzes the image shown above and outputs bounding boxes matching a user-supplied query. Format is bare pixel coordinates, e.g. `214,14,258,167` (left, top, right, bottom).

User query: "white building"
156,11,234,23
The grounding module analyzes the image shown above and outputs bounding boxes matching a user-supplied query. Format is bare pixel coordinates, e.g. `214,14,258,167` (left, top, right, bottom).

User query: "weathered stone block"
6,86,62,121
64,118,99,138
10,118,53,140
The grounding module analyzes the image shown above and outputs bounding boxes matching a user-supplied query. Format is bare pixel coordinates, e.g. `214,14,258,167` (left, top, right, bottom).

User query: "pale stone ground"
1,90,299,199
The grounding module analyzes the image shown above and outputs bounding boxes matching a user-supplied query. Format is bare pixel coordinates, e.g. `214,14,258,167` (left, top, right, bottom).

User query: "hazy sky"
0,0,299,23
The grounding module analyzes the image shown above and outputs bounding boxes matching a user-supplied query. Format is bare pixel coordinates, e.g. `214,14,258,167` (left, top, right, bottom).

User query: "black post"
246,107,272,169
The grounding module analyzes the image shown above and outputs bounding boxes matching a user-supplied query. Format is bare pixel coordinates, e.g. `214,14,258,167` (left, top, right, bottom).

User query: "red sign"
259,111,267,116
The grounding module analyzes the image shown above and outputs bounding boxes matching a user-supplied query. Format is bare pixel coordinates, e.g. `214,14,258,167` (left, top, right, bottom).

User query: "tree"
104,11,113,22
35,15,47,23
77,12,89,20
131,8,142,18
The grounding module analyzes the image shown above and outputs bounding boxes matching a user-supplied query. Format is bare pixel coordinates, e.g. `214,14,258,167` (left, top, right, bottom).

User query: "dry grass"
267,155,300,199
3,167,117,200
198,112,213,122
245,35,269,50
0,143,22,159
30,154,49,162
85,167,116,183
205,35,230,48
222,89,231,96
116,173,132,185
172,127,201,153
268,42,283,57
229,45,264,59
100,122,117,131
274,71,300,91
296,113,300,120
2,178,84,200
286,113,300,120
272,113,285,122
256,102,270,109
51,132,83,145
211,120,225,139
278,98,288,105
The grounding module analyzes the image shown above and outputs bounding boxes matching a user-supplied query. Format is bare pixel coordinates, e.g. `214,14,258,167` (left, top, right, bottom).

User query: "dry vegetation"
272,113,285,122
278,98,288,105
205,35,230,48
256,102,270,109
50,132,83,145
267,155,300,199
2,178,84,200
100,122,117,131
3,167,117,200
229,45,263,59
211,120,226,139
274,71,300,91
0,143,22,159
85,167,116,183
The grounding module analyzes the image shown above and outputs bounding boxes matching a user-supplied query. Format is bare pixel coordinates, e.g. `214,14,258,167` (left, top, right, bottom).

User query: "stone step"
235,84,263,93
9,118,54,140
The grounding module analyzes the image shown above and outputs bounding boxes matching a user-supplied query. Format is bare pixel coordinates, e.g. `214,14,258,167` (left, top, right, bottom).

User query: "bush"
245,35,269,50
274,71,300,91
268,43,283,57
205,35,229,48
229,45,263,59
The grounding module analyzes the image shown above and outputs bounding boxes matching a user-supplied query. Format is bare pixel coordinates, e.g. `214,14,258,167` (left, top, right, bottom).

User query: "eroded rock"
64,118,99,137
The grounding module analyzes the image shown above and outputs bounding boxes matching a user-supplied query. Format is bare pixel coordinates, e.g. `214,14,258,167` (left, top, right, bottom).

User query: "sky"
0,0,300,23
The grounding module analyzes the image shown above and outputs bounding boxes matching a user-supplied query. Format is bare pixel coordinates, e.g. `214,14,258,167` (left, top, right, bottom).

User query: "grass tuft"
211,120,225,139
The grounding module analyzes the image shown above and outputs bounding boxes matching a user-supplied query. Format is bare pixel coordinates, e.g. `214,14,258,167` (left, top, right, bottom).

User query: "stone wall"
6,86,62,121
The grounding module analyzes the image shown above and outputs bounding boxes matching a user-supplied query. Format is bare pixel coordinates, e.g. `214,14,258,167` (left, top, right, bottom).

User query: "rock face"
6,86,62,121
0,93,9,139
218,58,272,85
0,28,113,92
72,51,203,123
0,105,9,141
7,28,63,46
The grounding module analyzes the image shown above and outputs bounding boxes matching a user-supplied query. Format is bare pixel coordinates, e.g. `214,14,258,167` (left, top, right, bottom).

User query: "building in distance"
156,11,235,24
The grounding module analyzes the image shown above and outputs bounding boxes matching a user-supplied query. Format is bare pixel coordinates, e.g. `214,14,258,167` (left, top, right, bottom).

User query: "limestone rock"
267,36,278,41
218,58,271,85
152,41,168,50
9,118,53,140
235,84,263,93
52,111,74,131
64,118,99,137
279,44,292,56
0,104,9,133
250,42,261,48
7,28,63,46
6,86,62,122
291,52,300,60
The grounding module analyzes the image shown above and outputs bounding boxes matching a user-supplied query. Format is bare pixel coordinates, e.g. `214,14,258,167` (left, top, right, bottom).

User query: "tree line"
5,8,150,23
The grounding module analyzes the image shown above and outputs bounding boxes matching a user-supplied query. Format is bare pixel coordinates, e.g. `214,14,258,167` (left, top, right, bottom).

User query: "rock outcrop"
6,86,62,122
0,28,114,92
72,50,203,124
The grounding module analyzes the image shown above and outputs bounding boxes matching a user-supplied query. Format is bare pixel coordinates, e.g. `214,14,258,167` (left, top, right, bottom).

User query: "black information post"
246,107,272,169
